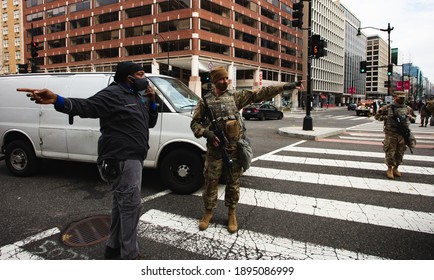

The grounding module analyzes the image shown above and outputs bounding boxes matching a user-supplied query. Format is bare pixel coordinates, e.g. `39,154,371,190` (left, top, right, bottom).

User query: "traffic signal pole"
302,0,313,131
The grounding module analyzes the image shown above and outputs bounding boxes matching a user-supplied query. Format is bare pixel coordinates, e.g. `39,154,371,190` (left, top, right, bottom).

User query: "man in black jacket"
18,62,158,260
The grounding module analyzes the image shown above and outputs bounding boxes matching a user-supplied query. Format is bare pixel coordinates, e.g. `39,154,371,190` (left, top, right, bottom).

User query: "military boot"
227,208,238,234
199,210,213,231
393,166,401,177
386,166,394,179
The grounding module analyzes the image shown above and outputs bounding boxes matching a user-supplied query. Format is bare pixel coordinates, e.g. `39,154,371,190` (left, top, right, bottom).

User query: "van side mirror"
69,115,74,125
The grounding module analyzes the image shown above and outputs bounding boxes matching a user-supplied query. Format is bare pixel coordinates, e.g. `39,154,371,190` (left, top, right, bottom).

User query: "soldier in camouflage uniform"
375,91,416,179
190,66,303,233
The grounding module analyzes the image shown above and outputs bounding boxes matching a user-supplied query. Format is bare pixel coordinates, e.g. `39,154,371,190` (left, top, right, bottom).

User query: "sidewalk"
278,106,346,140
278,126,346,140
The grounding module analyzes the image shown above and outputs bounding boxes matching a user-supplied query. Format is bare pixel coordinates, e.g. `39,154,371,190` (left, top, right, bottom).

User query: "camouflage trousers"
383,132,406,167
202,146,243,210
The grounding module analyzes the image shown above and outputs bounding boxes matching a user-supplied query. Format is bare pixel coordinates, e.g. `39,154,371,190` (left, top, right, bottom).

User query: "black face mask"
215,82,228,91
128,75,149,91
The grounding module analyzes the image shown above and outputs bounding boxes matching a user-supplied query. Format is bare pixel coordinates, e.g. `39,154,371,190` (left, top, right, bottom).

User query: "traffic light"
30,41,38,58
387,64,393,76
360,61,368,73
318,39,327,57
311,35,320,57
384,81,390,88
291,1,304,28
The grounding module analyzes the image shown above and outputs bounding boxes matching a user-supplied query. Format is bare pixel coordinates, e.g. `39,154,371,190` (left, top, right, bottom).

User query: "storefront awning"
320,94,326,99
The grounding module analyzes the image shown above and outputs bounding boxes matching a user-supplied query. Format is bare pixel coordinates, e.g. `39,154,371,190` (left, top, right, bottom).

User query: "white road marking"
257,154,434,175
139,209,384,260
280,145,434,162
0,227,59,260
243,166,434,197
141,190,171,203
193,186,434,234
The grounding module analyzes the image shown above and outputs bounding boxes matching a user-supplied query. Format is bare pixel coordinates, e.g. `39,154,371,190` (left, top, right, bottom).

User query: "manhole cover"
62,215,111,247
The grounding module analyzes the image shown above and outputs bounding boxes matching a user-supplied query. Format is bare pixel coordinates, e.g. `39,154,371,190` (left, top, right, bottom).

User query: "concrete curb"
278,127,346,140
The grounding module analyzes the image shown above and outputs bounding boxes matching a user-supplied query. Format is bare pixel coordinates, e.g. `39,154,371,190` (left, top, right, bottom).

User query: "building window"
158,19,190,33
235,48,257,61
70,18,90,29
96,47,119,59
200,19,230,37
200,0,230,18
27,12,44,22
48,54,67,64
4,52,9,61
69,0,91,13
46,22,66,34
14,37,20,46
158,0,189,12
46,7,66,18
95,30,119,42
261,7,278,22
261,54,278,66
70,34,91,46
125,25,152,38
3,13,7,22
95,0,118,8
3,26,8,35
234,0,257,12
14,24,20,33
261,22,278,36
47,38,66,49
156,39,189,53
261,38,278,51
71,51,91,62
234,12,258,28
234,30,257,45
2,1,7,9
200,40,229,55
15,50,21,60
125,5,152,19
3,39,8,47
14,10,19,19
28,26,43,37
26,0,44,8
125,44,152,56
13,0,19,5
95,11,118,24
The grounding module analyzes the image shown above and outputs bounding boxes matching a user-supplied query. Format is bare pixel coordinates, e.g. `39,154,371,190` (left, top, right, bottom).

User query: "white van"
0,73,206,194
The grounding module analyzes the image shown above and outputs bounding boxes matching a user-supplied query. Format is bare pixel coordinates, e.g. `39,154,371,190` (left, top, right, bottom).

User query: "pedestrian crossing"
137,135,434,260
287,113,369,121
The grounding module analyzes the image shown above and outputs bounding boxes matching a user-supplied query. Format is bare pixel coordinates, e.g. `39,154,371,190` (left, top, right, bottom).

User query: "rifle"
202,96,234,173
392,106,413,154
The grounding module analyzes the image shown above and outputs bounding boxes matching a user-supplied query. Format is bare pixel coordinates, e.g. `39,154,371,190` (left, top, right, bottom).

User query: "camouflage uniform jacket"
191,85,294,151
375,102,415,133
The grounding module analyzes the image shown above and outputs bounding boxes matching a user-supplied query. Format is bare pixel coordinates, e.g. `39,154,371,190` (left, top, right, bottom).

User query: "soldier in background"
375,91,416,179
190,66,303,233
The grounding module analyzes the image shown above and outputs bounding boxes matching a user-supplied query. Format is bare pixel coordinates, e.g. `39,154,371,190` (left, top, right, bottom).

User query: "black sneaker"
104,246,121,260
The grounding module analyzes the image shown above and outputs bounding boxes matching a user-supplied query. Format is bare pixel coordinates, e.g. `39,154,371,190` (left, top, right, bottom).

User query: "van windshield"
148,76,200,112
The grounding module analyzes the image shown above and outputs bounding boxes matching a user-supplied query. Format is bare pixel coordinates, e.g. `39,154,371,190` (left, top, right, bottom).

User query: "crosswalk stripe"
257,154,434,175
139,209,384,260
192,186,434,234
243,166,434,197
280,146,434,162
0,227,60,260
339,136,434,144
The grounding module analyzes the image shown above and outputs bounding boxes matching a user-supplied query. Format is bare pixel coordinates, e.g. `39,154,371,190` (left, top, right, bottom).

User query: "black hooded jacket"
55,83,158,162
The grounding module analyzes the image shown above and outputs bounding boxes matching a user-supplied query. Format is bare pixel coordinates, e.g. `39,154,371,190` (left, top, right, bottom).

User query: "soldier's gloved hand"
203,130,216,140
283,81,302,91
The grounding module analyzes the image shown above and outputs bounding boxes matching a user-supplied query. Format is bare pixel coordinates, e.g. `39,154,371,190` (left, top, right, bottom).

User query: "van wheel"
160,149,204,195
5,140,38,177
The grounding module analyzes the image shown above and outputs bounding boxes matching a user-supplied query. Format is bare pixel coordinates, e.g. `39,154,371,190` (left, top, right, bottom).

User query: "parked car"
0,72,206,194
242,103,283,120
347,103,357,110
355,100,374,116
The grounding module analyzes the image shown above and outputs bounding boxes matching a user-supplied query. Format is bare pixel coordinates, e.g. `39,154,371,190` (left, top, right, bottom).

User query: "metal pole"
387,22,391,96
302,0,313,131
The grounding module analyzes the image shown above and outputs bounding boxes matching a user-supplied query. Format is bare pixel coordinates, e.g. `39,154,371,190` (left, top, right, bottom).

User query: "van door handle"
68,115,74,125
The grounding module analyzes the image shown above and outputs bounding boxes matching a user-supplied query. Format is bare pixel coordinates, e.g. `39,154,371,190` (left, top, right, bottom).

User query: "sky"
340,0,434,81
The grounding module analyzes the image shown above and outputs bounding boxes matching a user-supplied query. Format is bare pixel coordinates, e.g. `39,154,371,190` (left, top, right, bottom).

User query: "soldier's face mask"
128,75,149,91
396,97,405,104
215,81,228,91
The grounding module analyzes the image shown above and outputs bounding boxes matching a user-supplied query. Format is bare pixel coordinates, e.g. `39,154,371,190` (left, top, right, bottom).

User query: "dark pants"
99,159,143,259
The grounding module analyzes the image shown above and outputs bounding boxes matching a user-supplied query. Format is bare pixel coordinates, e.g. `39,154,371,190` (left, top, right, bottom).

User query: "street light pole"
357,23,394,96
154,33,171,76
303,0,313,131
